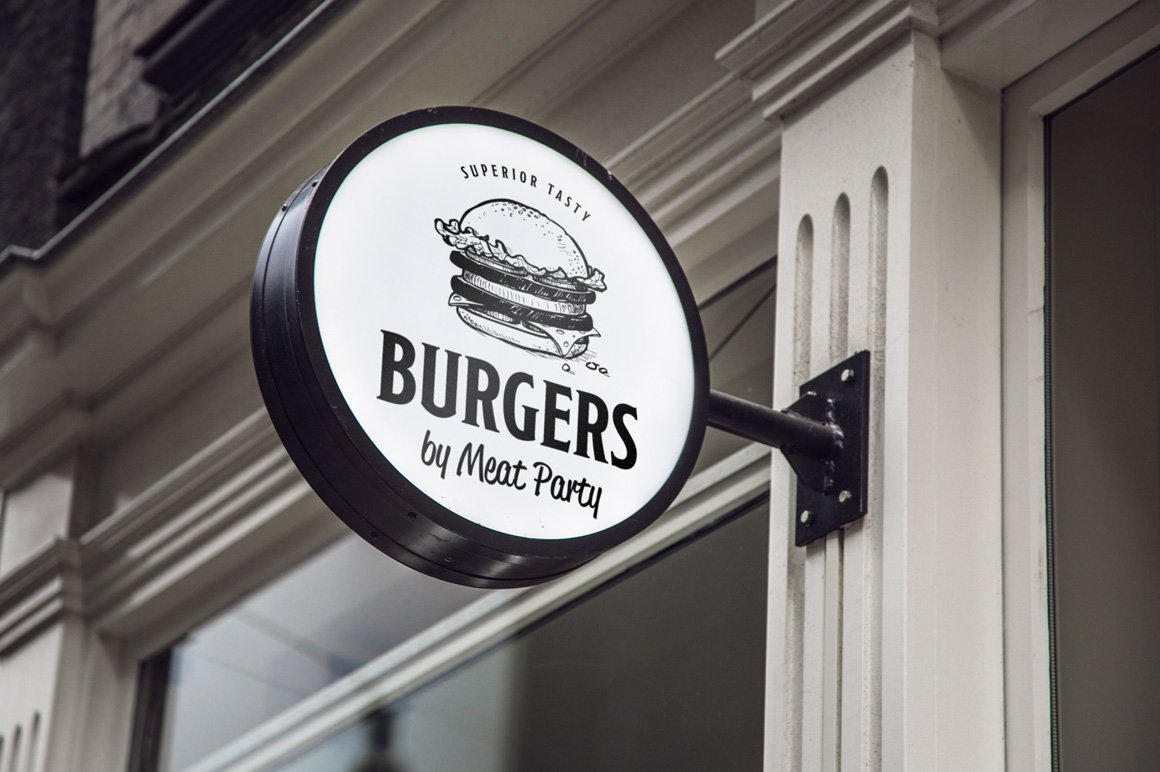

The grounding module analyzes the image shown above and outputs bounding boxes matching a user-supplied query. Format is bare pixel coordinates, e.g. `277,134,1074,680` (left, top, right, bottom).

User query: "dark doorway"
1048,46,1160,770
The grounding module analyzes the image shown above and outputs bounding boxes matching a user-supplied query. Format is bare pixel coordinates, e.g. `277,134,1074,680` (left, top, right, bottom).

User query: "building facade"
0,0,1157,769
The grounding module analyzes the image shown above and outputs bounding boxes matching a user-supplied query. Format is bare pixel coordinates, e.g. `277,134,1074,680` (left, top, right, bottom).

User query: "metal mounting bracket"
706,350,870,546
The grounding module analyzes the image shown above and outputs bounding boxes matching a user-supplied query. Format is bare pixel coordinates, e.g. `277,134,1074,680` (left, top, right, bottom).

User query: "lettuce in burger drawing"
435,199,607,359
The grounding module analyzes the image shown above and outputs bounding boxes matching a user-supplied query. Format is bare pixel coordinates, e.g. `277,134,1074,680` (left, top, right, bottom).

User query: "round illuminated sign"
251,107,707,587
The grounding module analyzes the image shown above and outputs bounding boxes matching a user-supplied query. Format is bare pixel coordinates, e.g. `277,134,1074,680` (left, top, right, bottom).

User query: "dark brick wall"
0,0,95,250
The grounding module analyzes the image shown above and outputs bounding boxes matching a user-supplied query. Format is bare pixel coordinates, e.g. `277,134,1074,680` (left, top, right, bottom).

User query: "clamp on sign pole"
706,350,870,546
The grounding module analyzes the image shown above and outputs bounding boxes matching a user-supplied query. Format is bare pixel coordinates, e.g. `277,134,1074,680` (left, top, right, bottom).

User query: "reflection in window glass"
279,495,769,772
697,259,775,472
1048,48,1160,769
147,535,487,771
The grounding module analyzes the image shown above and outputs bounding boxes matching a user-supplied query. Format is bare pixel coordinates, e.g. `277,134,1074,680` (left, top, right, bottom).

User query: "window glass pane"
696,260,775,472
1048,47,1160,769
279,495,769,771
152,535,487,771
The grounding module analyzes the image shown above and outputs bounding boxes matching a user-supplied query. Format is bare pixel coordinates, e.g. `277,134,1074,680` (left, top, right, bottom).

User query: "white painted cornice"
478,0,700,120
609,75,777,226
0,410,336,656
81,410,334,644
936,0,1022,34
0,538,82,655
605,75,780,301
717,0,938,119
719,0,1149,114
79,410,278,559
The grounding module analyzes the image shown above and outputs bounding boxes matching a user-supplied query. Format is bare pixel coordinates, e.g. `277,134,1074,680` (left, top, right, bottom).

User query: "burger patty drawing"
435,199,607,359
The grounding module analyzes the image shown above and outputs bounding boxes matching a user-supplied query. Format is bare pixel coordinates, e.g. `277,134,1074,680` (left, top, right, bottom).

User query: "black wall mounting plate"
790,351,870,546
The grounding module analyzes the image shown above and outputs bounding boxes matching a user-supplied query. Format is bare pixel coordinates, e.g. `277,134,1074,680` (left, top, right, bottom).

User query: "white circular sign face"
312,122,697,539
252,107,707,586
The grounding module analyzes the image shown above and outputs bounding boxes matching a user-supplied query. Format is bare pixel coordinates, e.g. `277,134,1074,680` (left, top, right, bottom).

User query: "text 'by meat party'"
420,429,603,519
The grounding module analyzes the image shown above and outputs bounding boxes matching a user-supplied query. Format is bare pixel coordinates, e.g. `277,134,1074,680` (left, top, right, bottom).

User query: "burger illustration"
435,199,607,358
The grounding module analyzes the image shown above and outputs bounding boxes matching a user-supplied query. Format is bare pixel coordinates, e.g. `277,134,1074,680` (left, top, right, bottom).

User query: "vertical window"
1047,46,1160,769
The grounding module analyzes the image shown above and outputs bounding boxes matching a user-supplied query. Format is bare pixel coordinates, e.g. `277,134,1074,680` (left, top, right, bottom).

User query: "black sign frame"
251,107,708,588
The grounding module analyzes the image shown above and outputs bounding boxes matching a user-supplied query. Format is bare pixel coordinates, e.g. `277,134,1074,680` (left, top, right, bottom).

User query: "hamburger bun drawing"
435,199,607,358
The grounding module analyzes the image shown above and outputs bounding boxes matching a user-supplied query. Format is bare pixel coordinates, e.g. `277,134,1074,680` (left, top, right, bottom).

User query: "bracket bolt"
838,490,852,504
799,510,813,525
840,368,856,383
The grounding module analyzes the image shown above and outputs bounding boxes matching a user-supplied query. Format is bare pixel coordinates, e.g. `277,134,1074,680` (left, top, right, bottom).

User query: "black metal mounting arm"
706,350,870,546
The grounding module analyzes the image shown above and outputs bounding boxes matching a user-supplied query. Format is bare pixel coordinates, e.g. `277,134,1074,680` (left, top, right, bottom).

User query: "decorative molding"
0,409,329,652
605,75,780,299
717,0,938,119
80,410,277,558
608,75,775,217
0,283,251,493
81,409,327,639
0,244,37,267
936,0,1021,36
0,258,55,367
477,0,698,120
0,539,82,655
720,0,1146,109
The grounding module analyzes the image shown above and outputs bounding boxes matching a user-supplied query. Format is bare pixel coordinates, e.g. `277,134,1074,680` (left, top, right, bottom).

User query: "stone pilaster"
721,3,1005,768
